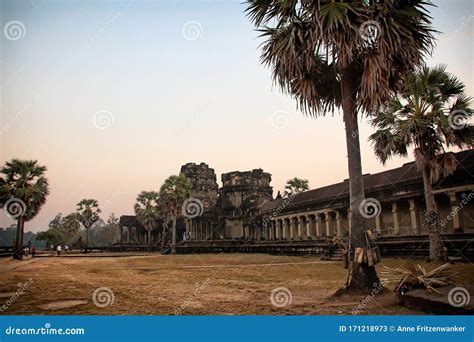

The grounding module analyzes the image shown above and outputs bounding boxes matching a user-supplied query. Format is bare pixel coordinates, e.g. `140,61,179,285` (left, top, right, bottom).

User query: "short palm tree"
76,199,101,248
134,191,160,251
284,177,309,196
369,65,473,261
0,159,49,259
159,175,192,254
245,0,436,290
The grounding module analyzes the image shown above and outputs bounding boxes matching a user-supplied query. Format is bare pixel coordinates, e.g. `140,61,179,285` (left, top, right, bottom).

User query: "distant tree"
76,199,101,248
159,175,192,254
60,213,82,240
0,159,50,259
134,191,160,251
49,213,62,229
36,229,65,248
284,177,309,196
107,213,119,226
370,65,473,261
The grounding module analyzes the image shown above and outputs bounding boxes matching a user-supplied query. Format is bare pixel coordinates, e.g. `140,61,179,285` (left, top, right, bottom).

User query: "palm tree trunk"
161,222,167,243
171,217,177,254
148,230,152,252
85,226,89,253
341,68,379,291
13,217,24,260
421,163,446,261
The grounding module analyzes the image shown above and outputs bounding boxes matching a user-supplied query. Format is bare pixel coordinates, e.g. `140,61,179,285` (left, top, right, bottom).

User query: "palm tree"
76,199,101,248
369,65,473,261
159,175,192,254
0,159,49,259
284,177,309,196
245,0,436,291
134,191,160,251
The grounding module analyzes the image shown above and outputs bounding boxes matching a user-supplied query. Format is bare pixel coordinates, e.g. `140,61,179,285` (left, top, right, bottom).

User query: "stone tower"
219,169,273,238
180,162,219,210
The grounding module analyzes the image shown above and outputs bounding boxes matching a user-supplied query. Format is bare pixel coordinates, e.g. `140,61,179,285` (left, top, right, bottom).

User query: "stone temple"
119,149,474,259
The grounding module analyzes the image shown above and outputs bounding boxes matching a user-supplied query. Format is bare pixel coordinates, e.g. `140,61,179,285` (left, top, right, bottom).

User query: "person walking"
56,245,61,256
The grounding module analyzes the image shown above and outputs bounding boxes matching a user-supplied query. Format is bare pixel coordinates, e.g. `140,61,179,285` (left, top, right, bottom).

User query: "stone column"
324,211,332,237
305,215,311,238
275,219,281,240
297,217,303,237
289,218,295,240
392,202,400,235
200,220,204,240
281,219,286,240
448,192,462,233
375,212,382,234
335,211,342,236
315,214,321,238
408,199,419,234
185,219,190,239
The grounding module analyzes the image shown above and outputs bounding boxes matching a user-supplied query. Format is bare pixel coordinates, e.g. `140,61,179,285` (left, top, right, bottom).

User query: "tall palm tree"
284,177,309,196
369,65,473,261
76,199,101,248
245,0,436,291
159,175,192,254
134,191,160,251
0,159,49,259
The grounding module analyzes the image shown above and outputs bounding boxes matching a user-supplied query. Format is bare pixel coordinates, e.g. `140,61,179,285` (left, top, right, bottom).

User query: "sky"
0,0,473,232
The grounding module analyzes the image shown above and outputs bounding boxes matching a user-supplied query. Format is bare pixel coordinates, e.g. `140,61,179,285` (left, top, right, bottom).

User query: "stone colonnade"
263,190,471,240
185,218,214,241
264,209,347,240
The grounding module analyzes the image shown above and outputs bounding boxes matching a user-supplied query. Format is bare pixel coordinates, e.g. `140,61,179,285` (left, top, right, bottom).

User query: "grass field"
1,253,472,315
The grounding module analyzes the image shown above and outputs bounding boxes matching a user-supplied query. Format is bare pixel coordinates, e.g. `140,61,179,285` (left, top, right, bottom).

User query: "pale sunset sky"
0,0,473,232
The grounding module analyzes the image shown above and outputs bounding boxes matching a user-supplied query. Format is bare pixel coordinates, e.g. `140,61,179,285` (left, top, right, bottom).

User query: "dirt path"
0,254,472,315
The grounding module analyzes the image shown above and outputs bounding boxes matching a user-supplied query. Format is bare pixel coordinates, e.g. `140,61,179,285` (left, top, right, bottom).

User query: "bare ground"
0,253,472,315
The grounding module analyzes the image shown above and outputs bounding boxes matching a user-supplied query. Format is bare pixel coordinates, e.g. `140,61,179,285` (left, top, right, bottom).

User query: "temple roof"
119,215,145,228
262,149,474,213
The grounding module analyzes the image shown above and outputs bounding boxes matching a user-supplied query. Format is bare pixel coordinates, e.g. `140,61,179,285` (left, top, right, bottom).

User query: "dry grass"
0,253,472,315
